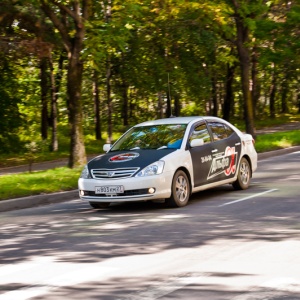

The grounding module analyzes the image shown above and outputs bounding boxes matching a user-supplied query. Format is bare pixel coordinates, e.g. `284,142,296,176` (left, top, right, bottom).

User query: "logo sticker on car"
109,152,139,162
207,146,237,179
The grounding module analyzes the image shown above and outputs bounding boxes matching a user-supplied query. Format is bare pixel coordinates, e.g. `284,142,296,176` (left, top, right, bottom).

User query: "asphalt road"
1,150,300,299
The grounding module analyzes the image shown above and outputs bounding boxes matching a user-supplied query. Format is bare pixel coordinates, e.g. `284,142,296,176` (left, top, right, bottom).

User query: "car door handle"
235,143,241,146
212,149,218,153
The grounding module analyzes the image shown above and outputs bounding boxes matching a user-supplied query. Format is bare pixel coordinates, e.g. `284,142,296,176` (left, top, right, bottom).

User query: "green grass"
0,167,82,200
255,130,300,153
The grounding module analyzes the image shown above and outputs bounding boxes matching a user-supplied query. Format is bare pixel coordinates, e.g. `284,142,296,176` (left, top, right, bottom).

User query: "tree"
0,61,22,153
40,57,49,140
39,0,91,167
2,0,300,158
92,70,102,140
223,62,237,121
0,0,65,152
228,0,260,137
49,52,66,151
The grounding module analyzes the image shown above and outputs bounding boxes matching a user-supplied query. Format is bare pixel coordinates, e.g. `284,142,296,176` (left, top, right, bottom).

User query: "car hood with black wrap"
87,149,177,172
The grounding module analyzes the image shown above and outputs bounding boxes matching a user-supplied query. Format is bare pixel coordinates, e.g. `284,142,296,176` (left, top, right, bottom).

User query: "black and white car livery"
78,116,257,208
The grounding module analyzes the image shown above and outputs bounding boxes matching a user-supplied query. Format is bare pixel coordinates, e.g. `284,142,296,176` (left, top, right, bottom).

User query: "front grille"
91,168,140,179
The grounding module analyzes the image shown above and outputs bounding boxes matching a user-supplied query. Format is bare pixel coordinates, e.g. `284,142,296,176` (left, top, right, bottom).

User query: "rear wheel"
89,202,111,209
232,157,251,190
166,170,190,207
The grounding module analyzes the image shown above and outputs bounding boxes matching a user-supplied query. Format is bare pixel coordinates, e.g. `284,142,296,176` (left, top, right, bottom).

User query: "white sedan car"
78,116,257,208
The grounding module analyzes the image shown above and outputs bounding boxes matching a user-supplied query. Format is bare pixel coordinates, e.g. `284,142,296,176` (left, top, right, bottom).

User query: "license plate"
95,185,124,194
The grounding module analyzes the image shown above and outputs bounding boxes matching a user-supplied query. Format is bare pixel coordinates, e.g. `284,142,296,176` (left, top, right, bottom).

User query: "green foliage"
255,130,300,152
181,102,207,116
0,167,82,200
1,0,300,158
0,60,23,153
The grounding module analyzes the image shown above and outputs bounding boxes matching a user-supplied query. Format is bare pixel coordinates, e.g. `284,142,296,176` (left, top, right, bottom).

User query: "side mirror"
190,138,204,148
103,144,112,152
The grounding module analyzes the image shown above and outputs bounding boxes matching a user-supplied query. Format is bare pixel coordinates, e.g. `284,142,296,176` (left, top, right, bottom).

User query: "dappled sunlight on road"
1,150,300,299
1,195,300,266
1,236,300,299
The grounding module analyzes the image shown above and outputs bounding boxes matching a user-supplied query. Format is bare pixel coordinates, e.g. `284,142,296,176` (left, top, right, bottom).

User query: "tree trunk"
40,0,91,168
106,59,113,143
270,71,276,119
211,74,218,116
281,78,289,113
241,58,255,136
121,80,129,126
223,63,235,121
166,92,172,117
251,46,260,118
174,93,180,117
67,54,86,168
93,70,102,140
104,0,113,143
158,92,164,119
296,76,300,114
233,3,255,137
49,53,63,152
40,57,48,140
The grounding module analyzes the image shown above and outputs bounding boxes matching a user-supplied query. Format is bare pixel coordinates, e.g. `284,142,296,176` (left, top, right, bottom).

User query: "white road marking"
219,189,278,207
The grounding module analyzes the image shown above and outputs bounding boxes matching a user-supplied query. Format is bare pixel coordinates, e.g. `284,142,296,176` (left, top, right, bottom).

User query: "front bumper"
78,172,173,203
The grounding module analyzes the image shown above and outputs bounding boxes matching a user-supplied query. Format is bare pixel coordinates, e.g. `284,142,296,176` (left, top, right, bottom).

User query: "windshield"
110,124,187,151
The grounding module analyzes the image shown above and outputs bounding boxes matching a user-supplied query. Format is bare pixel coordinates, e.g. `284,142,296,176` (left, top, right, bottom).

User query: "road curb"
0,190,79,212
1,146,300,212
257,145,300,160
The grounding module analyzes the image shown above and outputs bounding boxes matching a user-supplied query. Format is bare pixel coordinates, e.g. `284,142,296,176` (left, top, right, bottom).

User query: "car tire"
89,202,111,209
166,170,190,207
232,157,251,190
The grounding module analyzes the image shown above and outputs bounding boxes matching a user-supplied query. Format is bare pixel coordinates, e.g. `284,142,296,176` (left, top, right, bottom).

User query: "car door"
188,122,216,187
206,121,242,181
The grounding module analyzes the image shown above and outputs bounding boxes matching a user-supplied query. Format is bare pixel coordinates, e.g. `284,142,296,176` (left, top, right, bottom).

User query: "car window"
189,123,211,144
225,124,234,136
111,124,187,151
208,122,234,141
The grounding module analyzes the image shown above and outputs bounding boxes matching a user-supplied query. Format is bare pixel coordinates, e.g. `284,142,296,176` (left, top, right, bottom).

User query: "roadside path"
255,121,300,134
0,155,96,176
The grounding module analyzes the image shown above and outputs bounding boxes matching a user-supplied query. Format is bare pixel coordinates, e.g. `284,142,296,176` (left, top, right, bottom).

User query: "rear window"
208,122,234,141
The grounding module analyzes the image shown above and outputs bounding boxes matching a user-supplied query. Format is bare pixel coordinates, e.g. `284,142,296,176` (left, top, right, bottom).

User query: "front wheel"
166,170,190,208
89,202,111,209
232,157,251,190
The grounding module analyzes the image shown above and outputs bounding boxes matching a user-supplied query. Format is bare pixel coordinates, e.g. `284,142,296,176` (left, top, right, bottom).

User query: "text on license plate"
95,186,124,194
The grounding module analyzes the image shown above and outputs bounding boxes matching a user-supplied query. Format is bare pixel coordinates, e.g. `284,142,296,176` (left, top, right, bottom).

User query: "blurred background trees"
0,0,299,167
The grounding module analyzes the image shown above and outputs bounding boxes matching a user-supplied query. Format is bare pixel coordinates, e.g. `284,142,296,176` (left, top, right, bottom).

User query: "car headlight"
136,161,165,177
80,165,91,179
